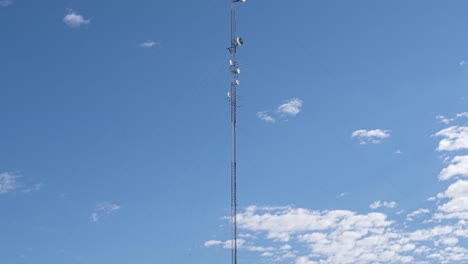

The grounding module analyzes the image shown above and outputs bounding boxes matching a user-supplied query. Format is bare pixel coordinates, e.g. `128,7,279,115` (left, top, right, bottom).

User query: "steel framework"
228,1,244,264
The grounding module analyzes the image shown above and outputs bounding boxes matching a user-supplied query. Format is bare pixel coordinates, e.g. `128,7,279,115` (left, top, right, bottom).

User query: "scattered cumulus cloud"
257,97,303,123
433,180,468,221
277,98,303,116
436,112,468,125
206,203,468,263
207,206,415,263
431,119,468,222
140,40,159,48
406,209,430,221
205,120,468,263
0,0,13,7
204,239,245,249
204,238,277,254
439,156,468,181
90,202,121,222
0,172,18,193
460,60,466,66
257,111,275,123
436,115,453,124
352,129,391,144
63,10,90,28
369,200,397,210
435,126,468,151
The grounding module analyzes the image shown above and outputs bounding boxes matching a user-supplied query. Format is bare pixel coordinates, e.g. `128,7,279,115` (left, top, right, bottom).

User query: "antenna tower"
228,1,245,264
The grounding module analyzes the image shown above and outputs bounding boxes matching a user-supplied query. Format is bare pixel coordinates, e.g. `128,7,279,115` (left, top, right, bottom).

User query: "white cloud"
436,113,468,125
63,10,90,28
140,40,160,48
140,40,159,48
257,98,303,123
96,202,121,213
433,180,468,221
237,206,392,242
203,240,222,247
460,60,466,66
90,212,98,222
456,112,468,119
239,233,256,239
435,126,468,151
208,206,422,263
439,156,468,180
141,41,155,48
0,172,18,193
396,210,405,215
407,209,430,221
277,98,303,116
0,172,43,194
439,180,468,199
204,239,246,249
280,244,292,250
0,0,13,6
352,129,391,144
90,202,121,222
395,149,403,154
257,111,275,123
296,256,318,264
336,192,351,198
262,252,274,257
206,205,468,263
205,120,468,263
438,197,468,214
369,200,397,210
436,115,454,124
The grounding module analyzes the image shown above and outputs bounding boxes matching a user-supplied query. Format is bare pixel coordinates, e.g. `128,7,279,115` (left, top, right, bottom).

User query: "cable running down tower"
228,1,245,264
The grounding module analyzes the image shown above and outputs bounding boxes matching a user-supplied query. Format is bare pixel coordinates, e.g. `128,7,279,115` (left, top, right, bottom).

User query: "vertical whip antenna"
228,1,245,264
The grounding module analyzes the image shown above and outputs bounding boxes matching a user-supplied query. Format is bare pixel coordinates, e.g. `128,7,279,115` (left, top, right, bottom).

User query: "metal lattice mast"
228,1,245,264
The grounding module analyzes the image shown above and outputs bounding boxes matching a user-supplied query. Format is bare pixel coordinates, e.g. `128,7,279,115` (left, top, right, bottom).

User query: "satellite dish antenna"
236,37,244,46
229,60,234,66
235,80,240,85
227,91,232,97
236,68,241,74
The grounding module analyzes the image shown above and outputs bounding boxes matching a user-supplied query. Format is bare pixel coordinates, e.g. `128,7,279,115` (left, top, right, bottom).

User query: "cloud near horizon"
205,121,468,263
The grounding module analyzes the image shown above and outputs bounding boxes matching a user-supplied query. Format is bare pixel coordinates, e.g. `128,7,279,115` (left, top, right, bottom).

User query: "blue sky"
1,0,468,263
